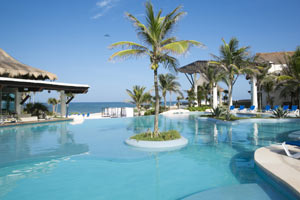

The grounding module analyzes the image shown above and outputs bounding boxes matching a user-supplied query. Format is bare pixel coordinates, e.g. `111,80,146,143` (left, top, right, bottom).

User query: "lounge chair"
230,105,235,111
238,105,245,112
290,105,298,112
87,113,90,117
282,142,300,159
263,105,271,112
248,105,255,112
286,141,300,147
283,105,289,111
273,105,279,110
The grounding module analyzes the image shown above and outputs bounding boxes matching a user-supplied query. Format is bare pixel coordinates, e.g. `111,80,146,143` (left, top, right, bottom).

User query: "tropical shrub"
24,103,49,118
144,106,168,116
212,106,226,117
131,130,180,141
187,106,211,112
272,107,289,118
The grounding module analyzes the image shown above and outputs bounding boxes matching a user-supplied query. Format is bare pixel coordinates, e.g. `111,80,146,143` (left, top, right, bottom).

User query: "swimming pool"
0,114,298,199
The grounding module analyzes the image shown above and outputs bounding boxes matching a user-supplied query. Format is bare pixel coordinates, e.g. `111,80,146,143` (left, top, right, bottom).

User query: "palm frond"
161,40,203,55
109,41,148,50
109,49,147,61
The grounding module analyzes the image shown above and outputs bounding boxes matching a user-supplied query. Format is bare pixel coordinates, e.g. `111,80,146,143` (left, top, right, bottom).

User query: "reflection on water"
0,122,89,168
0,122,89,198
0,115,298,200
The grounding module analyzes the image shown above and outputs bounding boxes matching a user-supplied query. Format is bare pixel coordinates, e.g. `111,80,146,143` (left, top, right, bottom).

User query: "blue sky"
0,0,299,102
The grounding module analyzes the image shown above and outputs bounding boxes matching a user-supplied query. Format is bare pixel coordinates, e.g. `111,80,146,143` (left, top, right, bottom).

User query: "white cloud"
96,0,111,8
92,0,118,19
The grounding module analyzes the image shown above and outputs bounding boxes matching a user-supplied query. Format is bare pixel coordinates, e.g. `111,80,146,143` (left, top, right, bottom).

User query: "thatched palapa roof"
177,60,209,74
178,60,224,92
256,51,294,64
0,48,57,80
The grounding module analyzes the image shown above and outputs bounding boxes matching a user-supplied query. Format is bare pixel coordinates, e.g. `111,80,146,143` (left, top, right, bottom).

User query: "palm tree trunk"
169,91,172,109
228,84,233,108
52,105,55,113
210,89,213,107
138,105,141,116
154,68,159,136
163,94,166,110
298,86,300,108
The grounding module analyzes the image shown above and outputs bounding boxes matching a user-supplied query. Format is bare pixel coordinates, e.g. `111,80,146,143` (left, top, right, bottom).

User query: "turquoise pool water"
0,114,298,199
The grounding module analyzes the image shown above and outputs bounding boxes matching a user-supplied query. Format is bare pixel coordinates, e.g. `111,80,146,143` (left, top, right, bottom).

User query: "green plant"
126,85,151,116
212,106,226,117
186,89,196,107
159,73,181,109
24,103,49,118
187,106,211,112
47,98,58,114
109,2,202,136
144,106,168,116
211,38,252,109
225,110,232,120
272,107,289,118
130,130,180,141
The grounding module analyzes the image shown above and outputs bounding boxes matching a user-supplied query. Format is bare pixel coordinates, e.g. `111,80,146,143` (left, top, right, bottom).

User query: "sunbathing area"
1,1,300,200
255,143,300,198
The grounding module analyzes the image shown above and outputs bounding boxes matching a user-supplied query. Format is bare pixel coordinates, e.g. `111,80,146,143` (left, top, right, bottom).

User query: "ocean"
44,101,180,114
46,102,135,114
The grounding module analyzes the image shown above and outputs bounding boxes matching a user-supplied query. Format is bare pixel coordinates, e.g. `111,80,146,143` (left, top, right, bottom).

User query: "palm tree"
277,47,300,107
109,2,202,136
262,77,276,107
47,98,58,114
186,89,196,107
251,63,272,110
159,73,181,109
176,92,184,109
126,85,151,116
166,75,181,109
211,38,251,108
197,83,209,106
159,74,168,110
197,64,226,108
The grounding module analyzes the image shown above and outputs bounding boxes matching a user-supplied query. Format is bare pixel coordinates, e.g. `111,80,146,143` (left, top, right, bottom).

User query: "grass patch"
187,106,211,112
130,130,181,141
200,115,247,121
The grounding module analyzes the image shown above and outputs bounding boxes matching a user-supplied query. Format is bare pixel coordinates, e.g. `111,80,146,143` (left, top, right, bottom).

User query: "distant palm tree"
197,64,226,106
197,83,209,106
176,92,184,109
252,62,272,110
47,98,58,114
109,2,202,136
277,47,300,107
159,73,181,109
262,77,276,107
126,85,151,116
211,38,251,108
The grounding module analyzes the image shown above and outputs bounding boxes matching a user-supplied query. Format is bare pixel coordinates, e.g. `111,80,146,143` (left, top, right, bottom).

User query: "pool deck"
0,118,73,127
254,144,300,197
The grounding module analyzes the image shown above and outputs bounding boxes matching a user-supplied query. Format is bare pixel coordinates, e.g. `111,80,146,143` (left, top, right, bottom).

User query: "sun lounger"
290,105,298,112
87,113,90,117
273,105,279,110
248,105,255,112
263,105,271,112
283,105,289,111
238,105,245,112
282,142,300,159
286,141,300,146
229,105,235,112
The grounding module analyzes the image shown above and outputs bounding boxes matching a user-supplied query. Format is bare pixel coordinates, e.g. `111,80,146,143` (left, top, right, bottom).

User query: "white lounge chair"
282,142,300,159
